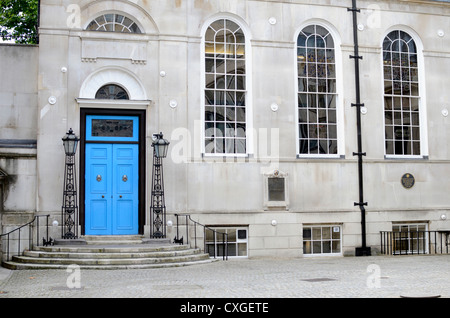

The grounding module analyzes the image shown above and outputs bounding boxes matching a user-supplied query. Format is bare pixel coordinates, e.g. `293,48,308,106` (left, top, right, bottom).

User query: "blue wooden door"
85,116,139,235
112,144,139,234
85,144,112,235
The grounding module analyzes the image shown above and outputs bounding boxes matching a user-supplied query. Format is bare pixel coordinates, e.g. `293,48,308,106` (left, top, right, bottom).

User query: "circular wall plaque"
48,96,57,105
401,173,415,189
169,100,178,108
270,103,279,112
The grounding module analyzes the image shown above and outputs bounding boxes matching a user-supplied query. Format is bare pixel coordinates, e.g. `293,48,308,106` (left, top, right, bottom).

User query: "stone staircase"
2,236,217,270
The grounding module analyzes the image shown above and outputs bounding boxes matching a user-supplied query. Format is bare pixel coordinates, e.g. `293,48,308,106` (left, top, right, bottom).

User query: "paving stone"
0,255,449,298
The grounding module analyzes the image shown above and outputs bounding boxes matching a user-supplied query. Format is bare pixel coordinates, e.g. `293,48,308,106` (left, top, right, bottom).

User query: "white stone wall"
21,0,450,256
0,44,38,214
0,44,38,140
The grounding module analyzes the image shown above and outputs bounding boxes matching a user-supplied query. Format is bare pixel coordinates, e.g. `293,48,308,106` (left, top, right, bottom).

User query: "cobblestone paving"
0,255,449,298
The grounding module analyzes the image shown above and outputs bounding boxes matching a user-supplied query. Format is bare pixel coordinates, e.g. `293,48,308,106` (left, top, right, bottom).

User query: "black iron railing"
174,214,228,260
380,230,450,255
0,215,51,262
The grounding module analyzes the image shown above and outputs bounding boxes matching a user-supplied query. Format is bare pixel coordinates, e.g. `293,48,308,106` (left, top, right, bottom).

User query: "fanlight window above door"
86,14,141,33
95,84,129,100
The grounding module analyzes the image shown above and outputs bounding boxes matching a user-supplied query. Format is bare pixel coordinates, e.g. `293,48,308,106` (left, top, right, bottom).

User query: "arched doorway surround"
78,67,149,235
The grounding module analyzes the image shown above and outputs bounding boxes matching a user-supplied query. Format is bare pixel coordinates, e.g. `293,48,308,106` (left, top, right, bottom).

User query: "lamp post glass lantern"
61,128,80,239
153,133,170,158
62,128,79,155
150,133,170,238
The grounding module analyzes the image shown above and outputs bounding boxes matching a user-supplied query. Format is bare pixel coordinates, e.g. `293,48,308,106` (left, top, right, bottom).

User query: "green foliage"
0,0,39,44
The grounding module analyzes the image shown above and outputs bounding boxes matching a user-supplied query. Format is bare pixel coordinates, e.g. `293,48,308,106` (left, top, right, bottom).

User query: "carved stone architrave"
263,170,289,211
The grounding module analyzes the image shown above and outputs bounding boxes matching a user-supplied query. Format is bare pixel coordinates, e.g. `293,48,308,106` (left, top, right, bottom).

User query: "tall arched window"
297,25,338,156
95,84,129,100
204,19,246,154
383,30,421,156
86,13,141,33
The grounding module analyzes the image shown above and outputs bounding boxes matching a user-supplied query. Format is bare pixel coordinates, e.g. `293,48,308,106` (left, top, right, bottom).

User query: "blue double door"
85,115,139,235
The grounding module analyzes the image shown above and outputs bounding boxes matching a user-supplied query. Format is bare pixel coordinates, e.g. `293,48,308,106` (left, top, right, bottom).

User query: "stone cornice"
399,0,450,5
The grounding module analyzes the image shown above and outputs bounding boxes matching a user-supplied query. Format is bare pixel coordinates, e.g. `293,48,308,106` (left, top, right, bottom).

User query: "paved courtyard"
0,254,449,299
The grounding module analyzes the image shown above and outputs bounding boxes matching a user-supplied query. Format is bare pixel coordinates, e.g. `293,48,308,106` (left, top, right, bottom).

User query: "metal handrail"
0,214,50,262
380,230,450,255
174,214,228,260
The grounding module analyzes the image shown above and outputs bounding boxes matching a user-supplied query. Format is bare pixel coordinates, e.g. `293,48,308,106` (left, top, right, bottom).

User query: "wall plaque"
401,173,415,189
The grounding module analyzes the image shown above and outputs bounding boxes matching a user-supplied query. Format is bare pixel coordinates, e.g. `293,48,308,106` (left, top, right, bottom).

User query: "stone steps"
83,235,151,245
2,236,217,270
23,247,204,259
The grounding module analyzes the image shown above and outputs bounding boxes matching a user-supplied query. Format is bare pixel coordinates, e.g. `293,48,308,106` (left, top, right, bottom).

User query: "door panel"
112,144,138,234
85,143,138,235
90,164,108,193
88,200,110,231
116,200,134,230
85,144,112,235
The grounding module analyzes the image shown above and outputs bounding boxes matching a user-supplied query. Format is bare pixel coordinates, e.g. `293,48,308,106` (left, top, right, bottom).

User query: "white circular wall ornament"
61,67,67,73
270,103,279,112
442,109,448,117
269,17,277,25
357,24,365,31
437,29,444,37
48,96,57,105
160,71,166,77
360,106,368,115
440,214,447,221
169,100,178,108
271,220,278,226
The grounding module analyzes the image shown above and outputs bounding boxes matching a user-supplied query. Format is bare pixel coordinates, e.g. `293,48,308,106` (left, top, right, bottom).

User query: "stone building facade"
1,0,449,258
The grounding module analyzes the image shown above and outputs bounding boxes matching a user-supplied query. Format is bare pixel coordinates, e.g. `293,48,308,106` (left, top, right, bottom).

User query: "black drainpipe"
348,0,371,256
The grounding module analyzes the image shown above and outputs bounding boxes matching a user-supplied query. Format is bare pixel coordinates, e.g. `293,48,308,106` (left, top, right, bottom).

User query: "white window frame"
302,224,343,257
205,226,248,258
381,26,428,159
294,21,345,159
200,15,253,157
85,13,142,33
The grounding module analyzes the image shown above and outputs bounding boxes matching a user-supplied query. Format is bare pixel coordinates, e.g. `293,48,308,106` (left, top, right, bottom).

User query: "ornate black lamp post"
61,128,79,239
150,132,170,238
